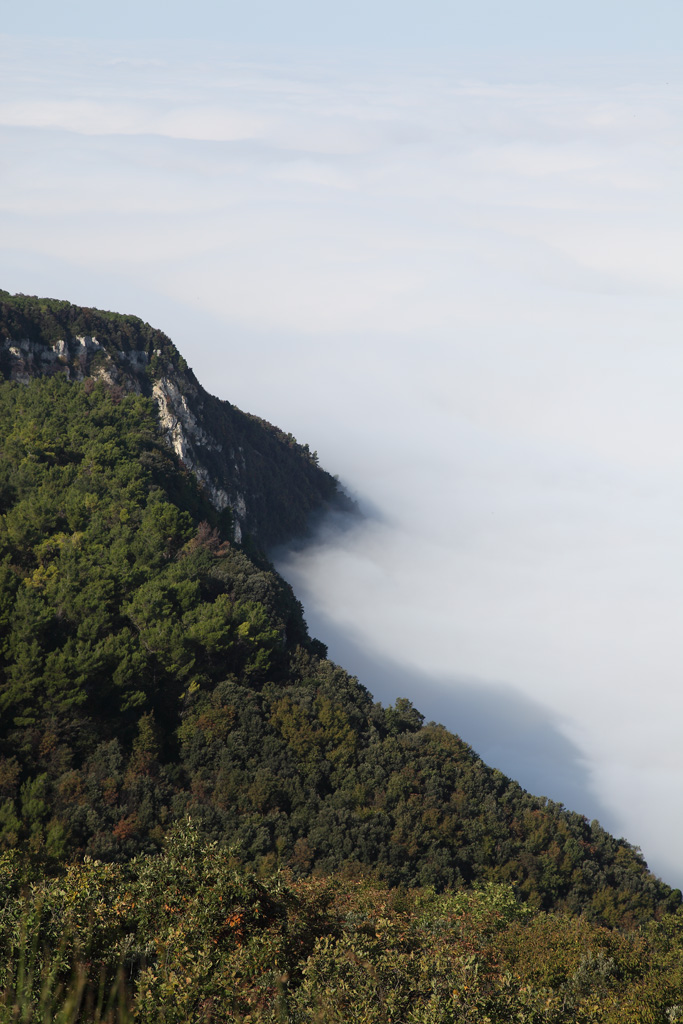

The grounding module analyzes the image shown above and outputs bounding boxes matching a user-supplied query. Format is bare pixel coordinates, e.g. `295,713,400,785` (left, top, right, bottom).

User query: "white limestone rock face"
3,337,67,382
152,377,241,540
0,334,134,388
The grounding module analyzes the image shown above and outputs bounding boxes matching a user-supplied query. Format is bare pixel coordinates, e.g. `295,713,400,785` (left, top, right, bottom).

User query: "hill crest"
0,291,346,548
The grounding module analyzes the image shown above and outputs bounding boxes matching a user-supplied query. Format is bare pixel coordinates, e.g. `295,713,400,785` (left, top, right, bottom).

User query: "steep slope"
0,293,679,929
0,291,345,548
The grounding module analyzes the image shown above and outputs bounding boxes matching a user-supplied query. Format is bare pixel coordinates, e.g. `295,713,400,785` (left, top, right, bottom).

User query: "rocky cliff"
0,291,347,548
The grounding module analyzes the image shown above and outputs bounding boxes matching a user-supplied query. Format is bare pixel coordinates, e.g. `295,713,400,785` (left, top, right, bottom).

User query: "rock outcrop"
0,292,348,549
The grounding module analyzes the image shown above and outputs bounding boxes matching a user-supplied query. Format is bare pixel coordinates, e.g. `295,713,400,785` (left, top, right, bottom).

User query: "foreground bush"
2,822,683,1022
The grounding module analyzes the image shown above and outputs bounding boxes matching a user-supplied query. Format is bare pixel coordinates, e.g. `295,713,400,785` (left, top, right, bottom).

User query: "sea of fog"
2,37,683,886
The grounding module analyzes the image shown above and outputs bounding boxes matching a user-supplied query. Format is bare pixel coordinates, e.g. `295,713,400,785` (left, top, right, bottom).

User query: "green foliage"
0,375,309,861
2,824,683,1023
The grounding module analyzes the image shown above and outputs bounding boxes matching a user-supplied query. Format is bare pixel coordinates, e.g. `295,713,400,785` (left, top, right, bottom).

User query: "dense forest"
1,293,682,1021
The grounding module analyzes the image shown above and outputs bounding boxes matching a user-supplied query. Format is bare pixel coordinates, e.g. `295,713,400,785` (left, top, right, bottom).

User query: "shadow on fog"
301,606,618,832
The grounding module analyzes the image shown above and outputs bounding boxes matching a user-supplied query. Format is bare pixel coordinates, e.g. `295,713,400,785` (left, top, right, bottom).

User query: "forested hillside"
0,297,678,935
2,292,683,1021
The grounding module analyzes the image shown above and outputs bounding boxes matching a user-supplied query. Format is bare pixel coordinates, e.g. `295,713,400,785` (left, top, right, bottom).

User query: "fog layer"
2,37,683,884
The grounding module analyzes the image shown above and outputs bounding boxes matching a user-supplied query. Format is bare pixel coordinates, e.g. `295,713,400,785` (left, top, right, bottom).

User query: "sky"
2,1,683,885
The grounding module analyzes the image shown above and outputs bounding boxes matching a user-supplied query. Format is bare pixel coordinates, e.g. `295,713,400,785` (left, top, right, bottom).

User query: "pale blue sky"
4,0,683,58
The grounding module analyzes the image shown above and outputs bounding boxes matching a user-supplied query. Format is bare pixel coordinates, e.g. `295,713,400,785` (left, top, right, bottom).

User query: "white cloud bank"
3,36,683,884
